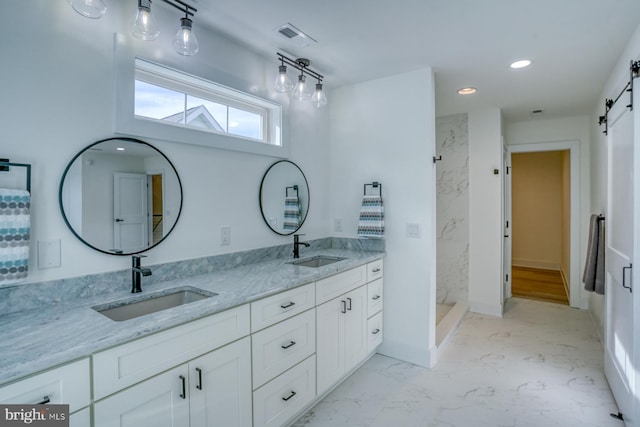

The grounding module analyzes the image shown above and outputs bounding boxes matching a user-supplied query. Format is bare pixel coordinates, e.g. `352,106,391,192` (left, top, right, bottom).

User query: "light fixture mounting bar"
277,52,323,82
160,0,197,17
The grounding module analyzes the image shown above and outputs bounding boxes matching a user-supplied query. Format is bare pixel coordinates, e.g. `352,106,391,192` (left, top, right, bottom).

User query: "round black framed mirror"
59,137,183,255
259,160,310,235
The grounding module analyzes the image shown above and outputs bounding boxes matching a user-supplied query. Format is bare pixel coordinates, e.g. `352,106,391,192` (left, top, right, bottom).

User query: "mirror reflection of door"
114,172,148,253
149,174,164,245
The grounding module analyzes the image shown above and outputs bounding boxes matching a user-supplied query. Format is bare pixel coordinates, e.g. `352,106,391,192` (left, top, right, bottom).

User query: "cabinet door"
343,286,368,373
94,365,190,427
189,337,252,427
316,297,345,396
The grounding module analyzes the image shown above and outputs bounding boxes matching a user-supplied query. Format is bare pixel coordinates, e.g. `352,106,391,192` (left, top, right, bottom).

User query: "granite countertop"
0,248,383,386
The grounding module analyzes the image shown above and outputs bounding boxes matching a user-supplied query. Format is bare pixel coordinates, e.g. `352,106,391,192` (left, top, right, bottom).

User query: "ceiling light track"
277,53,324,82
598,59,639,135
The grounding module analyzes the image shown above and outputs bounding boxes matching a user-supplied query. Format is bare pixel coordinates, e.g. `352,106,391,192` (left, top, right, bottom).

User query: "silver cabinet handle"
623,264,633,293
282,391,296,401
280,301,296,309
281,341,296,349
36,396,50,405
372,295,381,300
179,375,186,399
372,328,381,335
195,367,203,390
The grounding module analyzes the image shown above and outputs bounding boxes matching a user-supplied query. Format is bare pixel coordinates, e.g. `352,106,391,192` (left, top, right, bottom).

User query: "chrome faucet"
293,234,310,259
132,255,152,293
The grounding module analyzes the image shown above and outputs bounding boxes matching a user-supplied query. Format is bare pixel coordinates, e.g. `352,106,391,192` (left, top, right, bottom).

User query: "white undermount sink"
92,286,218,321
288,255,347,268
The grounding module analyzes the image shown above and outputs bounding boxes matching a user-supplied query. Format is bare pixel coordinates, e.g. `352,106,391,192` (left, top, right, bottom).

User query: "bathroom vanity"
0,250,383,427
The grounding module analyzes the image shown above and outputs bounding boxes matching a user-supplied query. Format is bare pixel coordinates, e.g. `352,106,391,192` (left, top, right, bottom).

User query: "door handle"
623,264,633,293
195,367,203,390
35,396,50,405
115,218,124,222
179,375,186,399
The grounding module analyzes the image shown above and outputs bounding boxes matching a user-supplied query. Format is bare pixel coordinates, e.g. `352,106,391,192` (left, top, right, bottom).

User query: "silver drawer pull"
281,341,296,349
282,390,296,401
280,301,296,309
372,295,381,300
36,396,50,405
372,268,381,273
372,328,381,335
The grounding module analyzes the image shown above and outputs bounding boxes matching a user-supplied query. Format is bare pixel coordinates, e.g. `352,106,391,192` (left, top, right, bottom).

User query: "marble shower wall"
436,114,469,305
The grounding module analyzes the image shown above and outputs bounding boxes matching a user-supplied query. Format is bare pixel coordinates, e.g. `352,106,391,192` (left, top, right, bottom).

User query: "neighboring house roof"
162,105,224,132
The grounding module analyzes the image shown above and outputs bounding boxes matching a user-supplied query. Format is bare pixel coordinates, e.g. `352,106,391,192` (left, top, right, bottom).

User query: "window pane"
186,95,228,132
229,107,263,140
135,81,185,121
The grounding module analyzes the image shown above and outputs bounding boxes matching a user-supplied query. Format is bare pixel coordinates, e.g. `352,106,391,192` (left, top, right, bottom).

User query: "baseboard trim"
436,302,469,349
560,268,570,300
512,259,560,271
469,301,503,317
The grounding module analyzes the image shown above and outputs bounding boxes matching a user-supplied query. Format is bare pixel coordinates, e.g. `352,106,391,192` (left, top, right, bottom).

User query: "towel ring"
0,159,31,193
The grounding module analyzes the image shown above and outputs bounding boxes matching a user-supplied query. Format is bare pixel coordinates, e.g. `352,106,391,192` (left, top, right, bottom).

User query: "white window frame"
115,51,286,158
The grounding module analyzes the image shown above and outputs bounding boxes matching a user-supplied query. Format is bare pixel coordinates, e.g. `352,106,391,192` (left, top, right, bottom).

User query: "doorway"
505,141,581,308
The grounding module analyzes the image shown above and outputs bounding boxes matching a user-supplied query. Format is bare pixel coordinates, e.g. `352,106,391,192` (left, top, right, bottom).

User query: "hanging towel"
357,194,384,238
0,189,30,285
283,195,301,231
583,214,605,295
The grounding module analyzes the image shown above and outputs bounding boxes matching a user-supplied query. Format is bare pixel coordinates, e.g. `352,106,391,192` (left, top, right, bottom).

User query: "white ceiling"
192,0,640,122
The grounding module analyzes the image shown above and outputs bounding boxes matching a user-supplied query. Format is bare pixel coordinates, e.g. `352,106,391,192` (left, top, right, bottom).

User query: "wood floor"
511,266,569,305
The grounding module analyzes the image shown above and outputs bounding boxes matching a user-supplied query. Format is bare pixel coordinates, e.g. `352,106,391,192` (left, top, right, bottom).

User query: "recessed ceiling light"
510,59,532,69
457,87,477,95
116,147,125,151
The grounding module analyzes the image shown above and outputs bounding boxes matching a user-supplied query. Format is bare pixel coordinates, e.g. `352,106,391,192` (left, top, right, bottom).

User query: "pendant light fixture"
275,53,327,107
131,0,160,41
67,0,107,19
172,15,199,56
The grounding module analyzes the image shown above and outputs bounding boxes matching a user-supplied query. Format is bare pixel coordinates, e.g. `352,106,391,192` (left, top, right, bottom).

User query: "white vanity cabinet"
94,337,252,427
0,357,90,415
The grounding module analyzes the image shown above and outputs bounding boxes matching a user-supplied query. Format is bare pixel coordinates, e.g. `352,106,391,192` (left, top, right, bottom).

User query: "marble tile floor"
293,298,620,427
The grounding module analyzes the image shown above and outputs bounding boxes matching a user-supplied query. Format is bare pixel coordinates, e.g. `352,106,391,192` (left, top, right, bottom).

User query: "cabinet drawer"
367,278,383,317
368,312,383,352
253,355,316,427
316,266,366,305
252,310,315,389
251,283,315,332
93,304,250,400
0,358,90,413
367,259,384,282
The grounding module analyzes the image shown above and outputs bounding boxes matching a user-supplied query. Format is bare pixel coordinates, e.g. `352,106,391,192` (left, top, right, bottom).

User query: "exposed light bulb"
68,0,107,19
131,0,159,41
172,17,199,56
312,83,327,107
292,74,313,101
274,65,294,93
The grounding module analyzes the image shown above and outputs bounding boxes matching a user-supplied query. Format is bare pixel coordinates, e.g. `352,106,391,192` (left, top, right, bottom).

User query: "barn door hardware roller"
599,60,640,135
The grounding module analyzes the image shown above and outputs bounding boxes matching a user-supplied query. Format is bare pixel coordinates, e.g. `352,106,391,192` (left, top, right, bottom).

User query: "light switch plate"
406,223,421,239
334,218,343,232
221,226,231,246
38,239,61,269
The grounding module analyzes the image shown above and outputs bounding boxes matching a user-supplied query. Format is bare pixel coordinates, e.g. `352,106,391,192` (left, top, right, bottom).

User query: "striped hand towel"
0,189,30,285
357,195,384,238
283,195,301,231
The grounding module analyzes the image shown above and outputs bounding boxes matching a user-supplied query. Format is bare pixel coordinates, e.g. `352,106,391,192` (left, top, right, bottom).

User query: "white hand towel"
0,189,30,285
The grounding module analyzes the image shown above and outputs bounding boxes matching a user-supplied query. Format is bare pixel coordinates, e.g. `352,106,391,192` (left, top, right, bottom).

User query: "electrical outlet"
221,226,231,246
334,218,343,232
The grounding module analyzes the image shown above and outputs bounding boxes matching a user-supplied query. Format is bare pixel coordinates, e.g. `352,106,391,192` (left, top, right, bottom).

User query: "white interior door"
503,146,512,301
114,172,148,253
605,96,635,424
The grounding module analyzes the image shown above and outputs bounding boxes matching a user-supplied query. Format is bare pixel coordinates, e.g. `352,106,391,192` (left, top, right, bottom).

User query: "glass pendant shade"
173,17,199,56
68,0,107,19
292,74,313,101
312,83,328,107
131,1,160,41
274,65,294,93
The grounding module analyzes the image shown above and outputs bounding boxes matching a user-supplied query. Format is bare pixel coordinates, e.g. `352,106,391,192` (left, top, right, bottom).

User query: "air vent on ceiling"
274,23,316,47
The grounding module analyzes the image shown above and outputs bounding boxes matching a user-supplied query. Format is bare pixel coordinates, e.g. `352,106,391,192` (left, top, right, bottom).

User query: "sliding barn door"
605,90,636,425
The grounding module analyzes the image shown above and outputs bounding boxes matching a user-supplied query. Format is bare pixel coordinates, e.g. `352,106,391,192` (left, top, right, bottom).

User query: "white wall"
330,69,437,368
468,108,504,316
0,1,330,284
589,23,640,339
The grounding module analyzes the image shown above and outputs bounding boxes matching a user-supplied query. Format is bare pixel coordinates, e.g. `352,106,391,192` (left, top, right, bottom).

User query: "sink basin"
93,286,218,321
289,255,347,268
